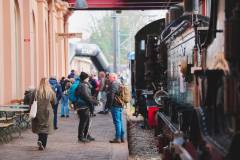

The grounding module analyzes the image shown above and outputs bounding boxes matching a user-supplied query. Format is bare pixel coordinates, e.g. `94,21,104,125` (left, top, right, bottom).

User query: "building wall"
0,0,71,104
70,57,95,75
64,17,70,76
37,0,48,79
0,0,4,103
56,4,64,78
48,1,57,77
2,0,15,102
22,0,31,90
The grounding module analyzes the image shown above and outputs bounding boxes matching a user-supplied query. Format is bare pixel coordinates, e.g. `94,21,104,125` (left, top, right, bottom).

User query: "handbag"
29,93,38,119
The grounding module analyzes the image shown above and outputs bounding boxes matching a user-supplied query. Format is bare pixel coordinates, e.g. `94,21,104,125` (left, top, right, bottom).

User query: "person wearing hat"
75,72,99,143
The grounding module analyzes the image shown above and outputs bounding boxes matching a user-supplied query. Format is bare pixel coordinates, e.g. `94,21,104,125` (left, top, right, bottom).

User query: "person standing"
32,78,56,150
68,69,75,79
108,73,125,143
102,73,111,114
49,77,62,129
88,75,95,116
61,79,71,118
75,72,99,143
97,71,106,113
59,77,66,91
68,77,81,110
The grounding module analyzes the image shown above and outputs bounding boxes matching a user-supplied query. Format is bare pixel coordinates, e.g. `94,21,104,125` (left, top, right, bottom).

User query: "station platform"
0,109,129,160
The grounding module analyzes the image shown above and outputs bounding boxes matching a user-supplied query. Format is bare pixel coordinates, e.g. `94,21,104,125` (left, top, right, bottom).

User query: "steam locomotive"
131,0,240,159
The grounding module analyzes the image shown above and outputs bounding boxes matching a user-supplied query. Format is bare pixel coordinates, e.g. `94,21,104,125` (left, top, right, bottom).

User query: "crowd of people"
24,69,129,150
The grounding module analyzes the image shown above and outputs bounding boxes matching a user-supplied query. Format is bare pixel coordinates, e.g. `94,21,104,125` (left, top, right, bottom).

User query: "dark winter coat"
49,78,62,102
109,80,121,107
32,91,56,134
76,81,98,109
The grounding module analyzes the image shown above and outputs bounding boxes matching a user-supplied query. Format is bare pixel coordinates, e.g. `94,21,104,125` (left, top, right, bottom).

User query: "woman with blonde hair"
32,78,56,150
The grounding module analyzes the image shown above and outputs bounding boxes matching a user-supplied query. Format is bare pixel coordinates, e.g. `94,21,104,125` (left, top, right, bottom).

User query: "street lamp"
112,11,120,73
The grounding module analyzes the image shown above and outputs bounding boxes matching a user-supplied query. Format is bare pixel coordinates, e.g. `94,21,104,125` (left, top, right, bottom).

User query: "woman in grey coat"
32,78,56,150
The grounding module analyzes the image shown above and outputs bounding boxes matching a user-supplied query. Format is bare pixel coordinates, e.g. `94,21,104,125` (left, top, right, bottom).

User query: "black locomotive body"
132,0,240,159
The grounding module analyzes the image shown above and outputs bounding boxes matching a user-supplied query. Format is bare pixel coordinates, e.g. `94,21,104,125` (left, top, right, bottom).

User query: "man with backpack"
75,72,99,143
68,77,81,109
108,73,130,143
49,77,62,130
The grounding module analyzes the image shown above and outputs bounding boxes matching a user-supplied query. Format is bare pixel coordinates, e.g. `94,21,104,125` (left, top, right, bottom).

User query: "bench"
0,122,14,143
0,104,29,139
9,99,31,129
0,116,16,122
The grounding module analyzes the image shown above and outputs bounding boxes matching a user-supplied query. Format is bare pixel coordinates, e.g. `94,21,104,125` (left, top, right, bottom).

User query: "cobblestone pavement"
0,109,128,160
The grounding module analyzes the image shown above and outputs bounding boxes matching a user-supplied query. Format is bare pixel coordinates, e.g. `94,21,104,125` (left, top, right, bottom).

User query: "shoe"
54,127,58,130
132,112,138,117
121,138,125,143
98,111,105,114
90,113,96,117
61,115,65,118
78,138,90,143
66,115,69,118
103,111,109,114
87,135,95,141
37,141,45,150
109,139,121,143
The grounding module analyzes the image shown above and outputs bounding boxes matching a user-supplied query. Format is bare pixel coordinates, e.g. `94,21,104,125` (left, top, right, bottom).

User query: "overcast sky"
68,10,167,41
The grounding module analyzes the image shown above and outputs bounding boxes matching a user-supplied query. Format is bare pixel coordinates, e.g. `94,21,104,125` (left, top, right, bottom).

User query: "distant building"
70,57,96,75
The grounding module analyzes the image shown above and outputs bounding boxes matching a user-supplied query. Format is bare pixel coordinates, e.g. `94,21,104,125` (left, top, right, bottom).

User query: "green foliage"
89,11,160,65
89,12,114,62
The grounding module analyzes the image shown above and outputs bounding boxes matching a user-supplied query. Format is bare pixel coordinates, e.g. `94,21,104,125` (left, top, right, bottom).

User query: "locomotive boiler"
132,0,240,159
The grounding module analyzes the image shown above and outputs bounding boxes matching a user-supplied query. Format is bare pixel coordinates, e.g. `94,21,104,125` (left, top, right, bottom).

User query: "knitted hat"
80,72,89,81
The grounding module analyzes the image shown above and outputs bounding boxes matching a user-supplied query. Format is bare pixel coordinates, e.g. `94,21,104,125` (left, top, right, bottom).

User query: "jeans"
38,133,48,147
53,103,58,128
61,95,69,116
77,108,90,139
111,106,124,139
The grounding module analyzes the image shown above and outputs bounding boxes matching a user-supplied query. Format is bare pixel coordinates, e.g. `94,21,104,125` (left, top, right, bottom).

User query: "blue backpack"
49,79,62,102
74,84,88,108
69,81,80,103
